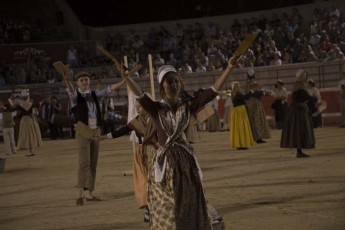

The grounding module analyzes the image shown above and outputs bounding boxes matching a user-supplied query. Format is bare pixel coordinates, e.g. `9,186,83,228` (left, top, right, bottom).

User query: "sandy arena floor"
0,127,344,230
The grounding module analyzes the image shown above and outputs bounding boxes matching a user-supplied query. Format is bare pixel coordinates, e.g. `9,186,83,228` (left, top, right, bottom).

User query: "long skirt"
17,115,42,150
207,110,220,132
133,143,156,209
133,143,148,209
246,98,271,141
223,105,232,129
230,105,256,148
147,145,212,230
281,102,315,149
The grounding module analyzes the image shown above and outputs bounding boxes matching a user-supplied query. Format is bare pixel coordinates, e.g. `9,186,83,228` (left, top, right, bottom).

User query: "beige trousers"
76,128,100,192
3,128,16,155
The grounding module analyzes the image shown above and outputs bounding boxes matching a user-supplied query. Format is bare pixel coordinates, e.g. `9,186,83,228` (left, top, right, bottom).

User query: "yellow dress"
230,93,255,148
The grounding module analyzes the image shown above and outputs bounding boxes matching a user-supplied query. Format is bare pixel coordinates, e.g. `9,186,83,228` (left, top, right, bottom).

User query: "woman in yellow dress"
230,81,256,150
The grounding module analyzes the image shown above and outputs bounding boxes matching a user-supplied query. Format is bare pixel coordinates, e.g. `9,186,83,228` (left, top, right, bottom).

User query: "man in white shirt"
64,70,125,205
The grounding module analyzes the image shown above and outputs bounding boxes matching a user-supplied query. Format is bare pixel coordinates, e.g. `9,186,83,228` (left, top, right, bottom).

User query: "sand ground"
0,127,344,230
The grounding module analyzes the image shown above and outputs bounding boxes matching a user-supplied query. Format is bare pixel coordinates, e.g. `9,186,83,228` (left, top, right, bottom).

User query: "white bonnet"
247,68,255,77
21,90,29,98
296,69,308,83
157,65,177,84
296,69,305,78
231,81,240,89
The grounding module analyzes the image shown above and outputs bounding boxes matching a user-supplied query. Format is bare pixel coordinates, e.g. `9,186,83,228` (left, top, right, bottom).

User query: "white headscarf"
157,65,177,84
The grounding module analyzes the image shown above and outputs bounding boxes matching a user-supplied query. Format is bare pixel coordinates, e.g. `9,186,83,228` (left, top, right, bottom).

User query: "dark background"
65,0,314,26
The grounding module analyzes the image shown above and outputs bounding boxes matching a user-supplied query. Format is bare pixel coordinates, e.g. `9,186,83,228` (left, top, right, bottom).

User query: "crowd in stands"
0,17,32,44
0,47,58,87
101,4,345,77
0,4,345,86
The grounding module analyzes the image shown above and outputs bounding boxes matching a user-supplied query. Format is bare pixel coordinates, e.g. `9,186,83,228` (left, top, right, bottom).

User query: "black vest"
72,91,102,126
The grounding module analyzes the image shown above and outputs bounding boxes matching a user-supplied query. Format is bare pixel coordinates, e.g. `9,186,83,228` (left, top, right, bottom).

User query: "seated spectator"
319,50,330,61
195,59,207,72
296,50,308,63
174,23,184,45
243,49,256,67
309,31,322,48
66,45,79,68
270,51,282,66
17,68,27,84
127,58,138,71
146,27,157,51
132,35,144,52
199,52,209,69
255,54,267,67
282,51,293,64
327,45,345,60
153,53,164,73
166,52,177,68
181,62,193,74
328,4,341,30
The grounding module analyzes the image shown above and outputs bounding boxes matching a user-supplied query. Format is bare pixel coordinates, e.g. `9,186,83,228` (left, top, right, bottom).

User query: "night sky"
65,0,313,26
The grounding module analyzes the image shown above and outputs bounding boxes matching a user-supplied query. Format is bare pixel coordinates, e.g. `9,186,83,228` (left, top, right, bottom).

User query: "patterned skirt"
246,98,271,141
147,145,212,230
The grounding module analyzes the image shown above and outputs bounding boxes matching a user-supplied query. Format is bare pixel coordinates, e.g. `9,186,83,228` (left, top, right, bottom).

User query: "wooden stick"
232,34,258,63
148,54,155,100
97,45,142,78
123,56,137,156
128,64,142,77
123,56,130,96
52,61,70,76
96,45,120,65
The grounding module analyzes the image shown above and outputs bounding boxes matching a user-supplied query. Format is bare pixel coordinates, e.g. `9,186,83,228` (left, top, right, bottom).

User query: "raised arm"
63,71,74,92
212,56,240,91
110,79,126,91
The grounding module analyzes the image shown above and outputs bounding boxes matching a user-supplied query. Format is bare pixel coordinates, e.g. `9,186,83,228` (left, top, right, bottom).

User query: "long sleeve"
108,126,132,139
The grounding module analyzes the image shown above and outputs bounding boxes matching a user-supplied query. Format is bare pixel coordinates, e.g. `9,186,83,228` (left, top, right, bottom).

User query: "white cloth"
153,99,203,182
127,90,139,143
337,79,345,90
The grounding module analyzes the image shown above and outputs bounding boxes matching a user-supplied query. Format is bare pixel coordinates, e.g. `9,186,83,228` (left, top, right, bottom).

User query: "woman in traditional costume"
280,69,316,158
244,68,271,143
118,56,239,229
230,81,256,150
271,79,289,129
16,91,42,156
